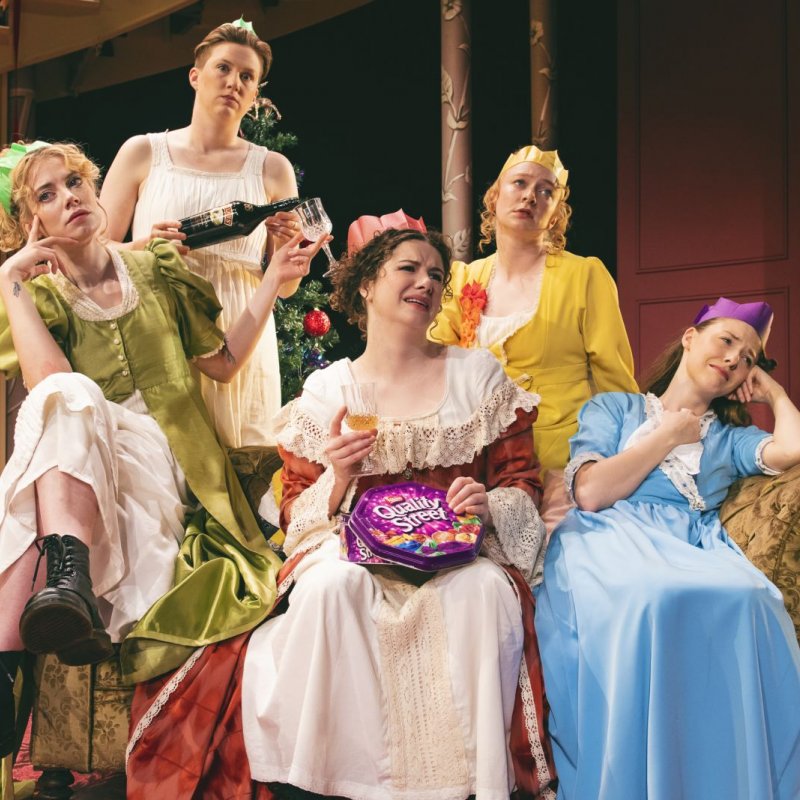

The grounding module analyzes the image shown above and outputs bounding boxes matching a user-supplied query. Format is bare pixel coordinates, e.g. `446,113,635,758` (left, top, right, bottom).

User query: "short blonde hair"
477,175,572,253
0,142,101,252
194,23,272,83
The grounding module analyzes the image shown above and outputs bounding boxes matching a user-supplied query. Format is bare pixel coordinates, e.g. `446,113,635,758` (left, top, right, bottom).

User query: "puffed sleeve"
278,448,325,532
580,257,638,393
428,259,469,345
146,239,225,359
486,406,542,504
483,405,547,583
0,281,70,378
728,424,779,479
564,393,630,499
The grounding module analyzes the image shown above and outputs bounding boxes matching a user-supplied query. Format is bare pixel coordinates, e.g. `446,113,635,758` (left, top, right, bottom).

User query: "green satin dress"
0,240,282,683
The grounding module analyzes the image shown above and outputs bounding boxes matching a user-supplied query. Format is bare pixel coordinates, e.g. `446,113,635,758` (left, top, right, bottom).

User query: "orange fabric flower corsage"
458,281,488,347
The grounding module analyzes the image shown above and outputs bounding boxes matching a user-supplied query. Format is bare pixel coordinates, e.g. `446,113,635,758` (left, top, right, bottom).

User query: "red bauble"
303,308,331,337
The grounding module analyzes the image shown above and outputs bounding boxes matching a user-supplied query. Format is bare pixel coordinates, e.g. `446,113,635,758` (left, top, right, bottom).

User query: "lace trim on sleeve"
483,487,546,585
275,379,537,472
755,435,782,476
564,451,605,504
273,399,329,466
192,340,225,360
283,465,358,557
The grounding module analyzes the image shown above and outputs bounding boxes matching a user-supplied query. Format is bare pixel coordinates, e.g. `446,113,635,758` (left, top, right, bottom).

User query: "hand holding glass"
295,197,336,275
341,382,379,476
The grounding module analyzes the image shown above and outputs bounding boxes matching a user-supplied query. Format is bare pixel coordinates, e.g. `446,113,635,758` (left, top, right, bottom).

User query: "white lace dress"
242,348,547,800
131,131,281,447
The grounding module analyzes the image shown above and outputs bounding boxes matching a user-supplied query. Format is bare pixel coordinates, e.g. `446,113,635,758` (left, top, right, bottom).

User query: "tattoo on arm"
222,335,237,365
12,281,20,298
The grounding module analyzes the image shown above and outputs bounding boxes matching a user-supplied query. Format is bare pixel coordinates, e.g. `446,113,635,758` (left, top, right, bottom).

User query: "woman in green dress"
0,141,325,757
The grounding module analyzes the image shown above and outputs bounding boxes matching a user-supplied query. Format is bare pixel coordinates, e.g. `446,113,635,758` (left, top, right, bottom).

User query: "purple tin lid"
344,482,484,571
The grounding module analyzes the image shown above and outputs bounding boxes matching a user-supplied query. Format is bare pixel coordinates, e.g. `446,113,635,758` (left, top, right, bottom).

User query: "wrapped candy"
341,482,484,571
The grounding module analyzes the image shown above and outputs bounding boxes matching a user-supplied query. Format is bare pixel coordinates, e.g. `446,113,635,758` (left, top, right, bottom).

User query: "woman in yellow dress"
429,145,638,529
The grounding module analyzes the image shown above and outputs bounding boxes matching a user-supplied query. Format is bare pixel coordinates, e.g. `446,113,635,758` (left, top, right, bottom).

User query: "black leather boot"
19,535,113,665
0,651,21,758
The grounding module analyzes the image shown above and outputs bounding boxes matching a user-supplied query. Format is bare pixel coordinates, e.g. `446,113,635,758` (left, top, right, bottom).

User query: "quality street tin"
341,482,485,571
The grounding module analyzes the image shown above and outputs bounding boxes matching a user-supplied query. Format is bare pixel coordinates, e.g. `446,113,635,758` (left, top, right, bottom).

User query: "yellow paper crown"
500,145,568,186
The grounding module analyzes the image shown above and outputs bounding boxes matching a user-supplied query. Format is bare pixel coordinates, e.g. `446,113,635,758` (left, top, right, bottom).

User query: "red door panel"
617,0,799,429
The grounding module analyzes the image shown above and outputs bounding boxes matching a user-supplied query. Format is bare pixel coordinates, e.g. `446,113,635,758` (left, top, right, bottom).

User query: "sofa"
20,446,282,800
22,461,800,798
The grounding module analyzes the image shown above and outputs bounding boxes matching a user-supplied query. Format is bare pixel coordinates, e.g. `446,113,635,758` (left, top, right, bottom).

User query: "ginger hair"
0,143,101,252
478,176,572,253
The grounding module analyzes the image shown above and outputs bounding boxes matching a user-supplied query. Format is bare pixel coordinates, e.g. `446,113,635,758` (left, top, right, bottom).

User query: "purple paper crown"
693,297,773,340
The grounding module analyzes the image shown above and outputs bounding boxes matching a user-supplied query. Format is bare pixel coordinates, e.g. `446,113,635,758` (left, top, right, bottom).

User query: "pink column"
530,0,556,147
441,0,472,261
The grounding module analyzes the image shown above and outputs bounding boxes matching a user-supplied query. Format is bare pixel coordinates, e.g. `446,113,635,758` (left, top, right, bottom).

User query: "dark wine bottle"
178,197,304,249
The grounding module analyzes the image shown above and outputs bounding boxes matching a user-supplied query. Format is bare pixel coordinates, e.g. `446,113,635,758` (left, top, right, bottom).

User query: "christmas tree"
240,99,339,402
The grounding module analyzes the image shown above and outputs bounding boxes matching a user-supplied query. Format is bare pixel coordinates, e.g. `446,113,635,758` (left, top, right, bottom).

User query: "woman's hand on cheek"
446,476,491,525
325,405,376,484
0,216,77,285
732,366,785,405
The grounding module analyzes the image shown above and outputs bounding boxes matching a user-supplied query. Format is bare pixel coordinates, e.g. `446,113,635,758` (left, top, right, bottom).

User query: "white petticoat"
0,372,188,641
242,538,525,800
190,249,281,449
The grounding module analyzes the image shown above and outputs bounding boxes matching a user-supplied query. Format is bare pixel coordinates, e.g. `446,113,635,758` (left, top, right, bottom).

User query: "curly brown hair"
329,228,453,339
0,142,102,252
194,22,273,83
478,176,572,253
640,319,776,427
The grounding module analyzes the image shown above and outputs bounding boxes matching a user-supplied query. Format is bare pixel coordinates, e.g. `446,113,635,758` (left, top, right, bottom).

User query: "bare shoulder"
262,150,298,198
105,134,153,188
114,134,152,165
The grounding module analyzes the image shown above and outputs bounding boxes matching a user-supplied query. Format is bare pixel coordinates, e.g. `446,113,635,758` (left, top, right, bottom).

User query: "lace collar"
634,393,716,511
274,351,538,472
50,248,140,321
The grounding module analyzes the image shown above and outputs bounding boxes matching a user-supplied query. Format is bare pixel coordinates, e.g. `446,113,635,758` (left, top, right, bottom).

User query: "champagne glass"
295,197,337,276
341,382,379,476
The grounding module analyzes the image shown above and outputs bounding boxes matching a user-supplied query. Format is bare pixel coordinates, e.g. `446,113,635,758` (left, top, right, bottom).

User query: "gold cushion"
720,463,800,640
31,651,132,772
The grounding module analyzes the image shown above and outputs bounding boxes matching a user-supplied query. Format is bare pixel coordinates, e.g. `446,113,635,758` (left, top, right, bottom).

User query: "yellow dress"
429,250,638,472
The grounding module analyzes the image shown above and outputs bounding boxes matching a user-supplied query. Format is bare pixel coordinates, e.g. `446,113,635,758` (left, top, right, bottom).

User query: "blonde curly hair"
477,174,572,253
0,142,102,252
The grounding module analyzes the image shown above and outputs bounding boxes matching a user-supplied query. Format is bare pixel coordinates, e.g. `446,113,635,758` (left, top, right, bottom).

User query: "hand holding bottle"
132,220,189,254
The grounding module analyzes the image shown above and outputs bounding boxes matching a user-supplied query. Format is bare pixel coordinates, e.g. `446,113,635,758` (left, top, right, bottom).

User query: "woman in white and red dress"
126,221,557,800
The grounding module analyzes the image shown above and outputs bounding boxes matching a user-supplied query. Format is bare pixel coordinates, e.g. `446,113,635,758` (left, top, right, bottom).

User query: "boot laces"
0,657,15,686
30,535,76,591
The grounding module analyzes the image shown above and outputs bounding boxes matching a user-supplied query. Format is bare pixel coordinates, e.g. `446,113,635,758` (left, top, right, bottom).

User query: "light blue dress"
535,392,800,800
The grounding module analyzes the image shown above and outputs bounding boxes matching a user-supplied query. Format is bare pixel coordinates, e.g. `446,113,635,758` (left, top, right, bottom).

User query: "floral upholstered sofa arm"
720,462,800,641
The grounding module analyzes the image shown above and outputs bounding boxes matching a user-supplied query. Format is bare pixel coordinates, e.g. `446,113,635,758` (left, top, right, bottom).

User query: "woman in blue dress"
535,297,800,799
